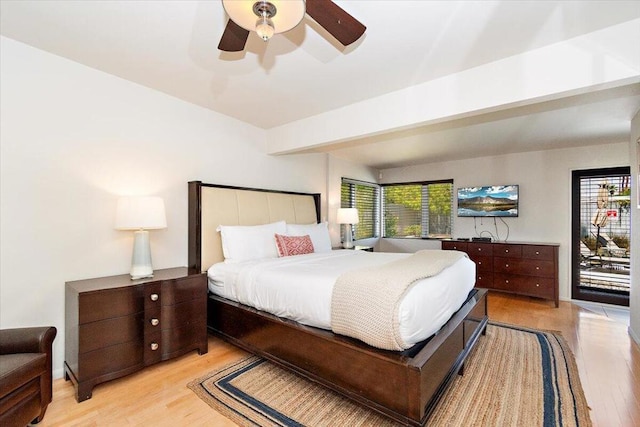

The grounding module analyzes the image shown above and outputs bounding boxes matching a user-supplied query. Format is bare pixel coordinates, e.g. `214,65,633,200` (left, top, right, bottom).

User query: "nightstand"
64,267,207,402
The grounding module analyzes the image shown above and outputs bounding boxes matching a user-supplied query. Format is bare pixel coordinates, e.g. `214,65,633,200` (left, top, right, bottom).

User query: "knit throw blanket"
330,249,467,351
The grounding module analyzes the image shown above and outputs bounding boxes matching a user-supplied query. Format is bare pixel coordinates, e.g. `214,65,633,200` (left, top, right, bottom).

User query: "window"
382,180,453,238
341,178,379,240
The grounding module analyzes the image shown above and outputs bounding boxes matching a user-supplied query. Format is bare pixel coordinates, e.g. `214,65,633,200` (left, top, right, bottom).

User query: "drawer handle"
150,342,159,351
478,261,482,265
478,276,482,280
536,266,540,270
536,284,540,287
505,280,509,284
453,246,457,250
150,293,159,301
477,248,482,251
150,318,159,326
535,251,540,255
505,249,509,253
505,264,509,268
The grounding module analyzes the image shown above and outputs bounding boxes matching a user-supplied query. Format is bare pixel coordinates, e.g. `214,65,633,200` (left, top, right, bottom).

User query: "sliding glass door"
571,167,631,306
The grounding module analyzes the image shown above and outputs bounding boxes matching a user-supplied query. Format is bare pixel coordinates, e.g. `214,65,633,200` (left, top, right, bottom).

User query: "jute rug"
188,323,592,426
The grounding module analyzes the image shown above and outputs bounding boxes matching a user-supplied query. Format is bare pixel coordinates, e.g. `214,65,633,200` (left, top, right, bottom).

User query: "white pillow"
217,221,286,263
286,222,332,253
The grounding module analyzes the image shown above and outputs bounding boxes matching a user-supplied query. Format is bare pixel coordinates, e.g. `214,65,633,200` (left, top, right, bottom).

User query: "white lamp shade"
337,208,359,225
222,0,305,34
115,196,167,230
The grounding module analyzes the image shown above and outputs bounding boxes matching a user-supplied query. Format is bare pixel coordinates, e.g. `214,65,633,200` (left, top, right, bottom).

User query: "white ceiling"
2,0,639,169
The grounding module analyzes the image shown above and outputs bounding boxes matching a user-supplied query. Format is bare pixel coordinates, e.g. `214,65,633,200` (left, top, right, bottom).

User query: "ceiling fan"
218,0,366,52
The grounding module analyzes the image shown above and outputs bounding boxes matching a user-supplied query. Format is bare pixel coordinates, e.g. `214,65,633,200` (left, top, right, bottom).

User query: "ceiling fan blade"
218,19,250,52
305,0,366,46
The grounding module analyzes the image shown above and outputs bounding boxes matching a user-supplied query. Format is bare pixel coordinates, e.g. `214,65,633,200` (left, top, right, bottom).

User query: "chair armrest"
0,327,57,355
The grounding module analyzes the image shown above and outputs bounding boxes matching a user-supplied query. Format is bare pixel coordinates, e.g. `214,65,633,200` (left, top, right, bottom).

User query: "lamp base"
342,225,354,249
130,230,154,280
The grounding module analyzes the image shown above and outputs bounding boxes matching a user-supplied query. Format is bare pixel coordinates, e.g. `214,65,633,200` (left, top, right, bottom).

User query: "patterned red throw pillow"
275,234,315,257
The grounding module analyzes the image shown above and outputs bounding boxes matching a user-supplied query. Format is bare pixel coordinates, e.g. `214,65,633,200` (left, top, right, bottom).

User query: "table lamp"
115,196,167,279
337,208,359,249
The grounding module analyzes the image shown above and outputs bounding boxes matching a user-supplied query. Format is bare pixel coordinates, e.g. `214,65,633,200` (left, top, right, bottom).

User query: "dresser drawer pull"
505,249,509,253
536,283,540,287
477,248,482,252
150,318,159,326
453,246,457,250
150,293,159,301
478,261,482,265
505,280,509,284
536,266,540,270
535,251,540,255
505,264,509,268
150,342,159,351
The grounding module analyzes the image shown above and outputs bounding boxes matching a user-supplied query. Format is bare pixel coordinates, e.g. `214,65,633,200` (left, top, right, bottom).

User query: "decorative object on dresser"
337,207,359,249
115,196,167,279
64,267,207,402
442,240,559,307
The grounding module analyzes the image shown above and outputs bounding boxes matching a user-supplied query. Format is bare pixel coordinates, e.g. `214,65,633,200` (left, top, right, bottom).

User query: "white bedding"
208,250,476,348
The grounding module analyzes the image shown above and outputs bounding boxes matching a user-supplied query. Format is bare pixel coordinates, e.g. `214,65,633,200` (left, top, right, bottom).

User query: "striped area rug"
188,323,592,426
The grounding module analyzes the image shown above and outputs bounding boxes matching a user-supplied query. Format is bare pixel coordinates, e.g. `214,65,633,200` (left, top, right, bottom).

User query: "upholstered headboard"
188,181,321,272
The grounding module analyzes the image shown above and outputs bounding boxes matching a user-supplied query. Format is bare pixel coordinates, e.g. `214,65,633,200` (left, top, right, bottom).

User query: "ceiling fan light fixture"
221,0,305,39
255,14,275,41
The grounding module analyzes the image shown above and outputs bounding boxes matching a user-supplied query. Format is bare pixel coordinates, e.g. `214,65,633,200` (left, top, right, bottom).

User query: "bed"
188,181,488,426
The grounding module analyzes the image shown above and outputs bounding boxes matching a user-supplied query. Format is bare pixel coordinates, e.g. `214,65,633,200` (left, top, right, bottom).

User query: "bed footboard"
207,288,488,426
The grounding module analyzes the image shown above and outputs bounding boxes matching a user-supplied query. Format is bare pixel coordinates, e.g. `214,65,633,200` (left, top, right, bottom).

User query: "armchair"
0,327,57,427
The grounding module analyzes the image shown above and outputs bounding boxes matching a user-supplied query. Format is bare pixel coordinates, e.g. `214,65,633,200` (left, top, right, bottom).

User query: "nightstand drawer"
79,313,143,353
161,275,207,305
79,287,142,324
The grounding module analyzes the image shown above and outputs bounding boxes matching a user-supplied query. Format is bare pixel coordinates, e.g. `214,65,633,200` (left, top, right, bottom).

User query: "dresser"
64,267,208,402
442,240,559,307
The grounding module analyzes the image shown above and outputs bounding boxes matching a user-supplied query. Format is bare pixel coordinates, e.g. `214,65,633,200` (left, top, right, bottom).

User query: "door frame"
571,166,630,306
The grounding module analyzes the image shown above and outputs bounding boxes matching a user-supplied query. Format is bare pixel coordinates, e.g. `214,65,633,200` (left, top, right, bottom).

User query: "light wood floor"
38,292,639,426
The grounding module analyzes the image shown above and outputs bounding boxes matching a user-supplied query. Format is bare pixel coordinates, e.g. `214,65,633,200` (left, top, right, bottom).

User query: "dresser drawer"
161,298,206,329
468,242,493,256
161,275,207,306
144,330,163,365
79,312,143,353
475,271,493,288
522,245,555,261
491,273,517,291
493,244,522,258
471,255,493,272
78,341,143,381
516,276,556,300
493,258,555,278
79,287,142,324
442,241,468,252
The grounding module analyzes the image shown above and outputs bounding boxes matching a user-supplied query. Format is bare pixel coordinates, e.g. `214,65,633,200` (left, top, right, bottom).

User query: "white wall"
0,37,327,378
630,110,640,345
379,142,630,303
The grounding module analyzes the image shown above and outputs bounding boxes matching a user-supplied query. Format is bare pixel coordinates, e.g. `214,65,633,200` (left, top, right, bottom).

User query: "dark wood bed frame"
188,181,488,426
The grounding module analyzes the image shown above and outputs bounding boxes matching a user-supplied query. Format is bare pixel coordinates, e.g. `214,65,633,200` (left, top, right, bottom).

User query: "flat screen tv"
457,185,519,217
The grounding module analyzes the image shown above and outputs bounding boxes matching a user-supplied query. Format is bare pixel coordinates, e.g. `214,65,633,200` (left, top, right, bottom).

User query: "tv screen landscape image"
457,185,519,217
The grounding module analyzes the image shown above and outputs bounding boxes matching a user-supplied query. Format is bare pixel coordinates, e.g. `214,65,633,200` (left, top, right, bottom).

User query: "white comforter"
208,250,475,347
